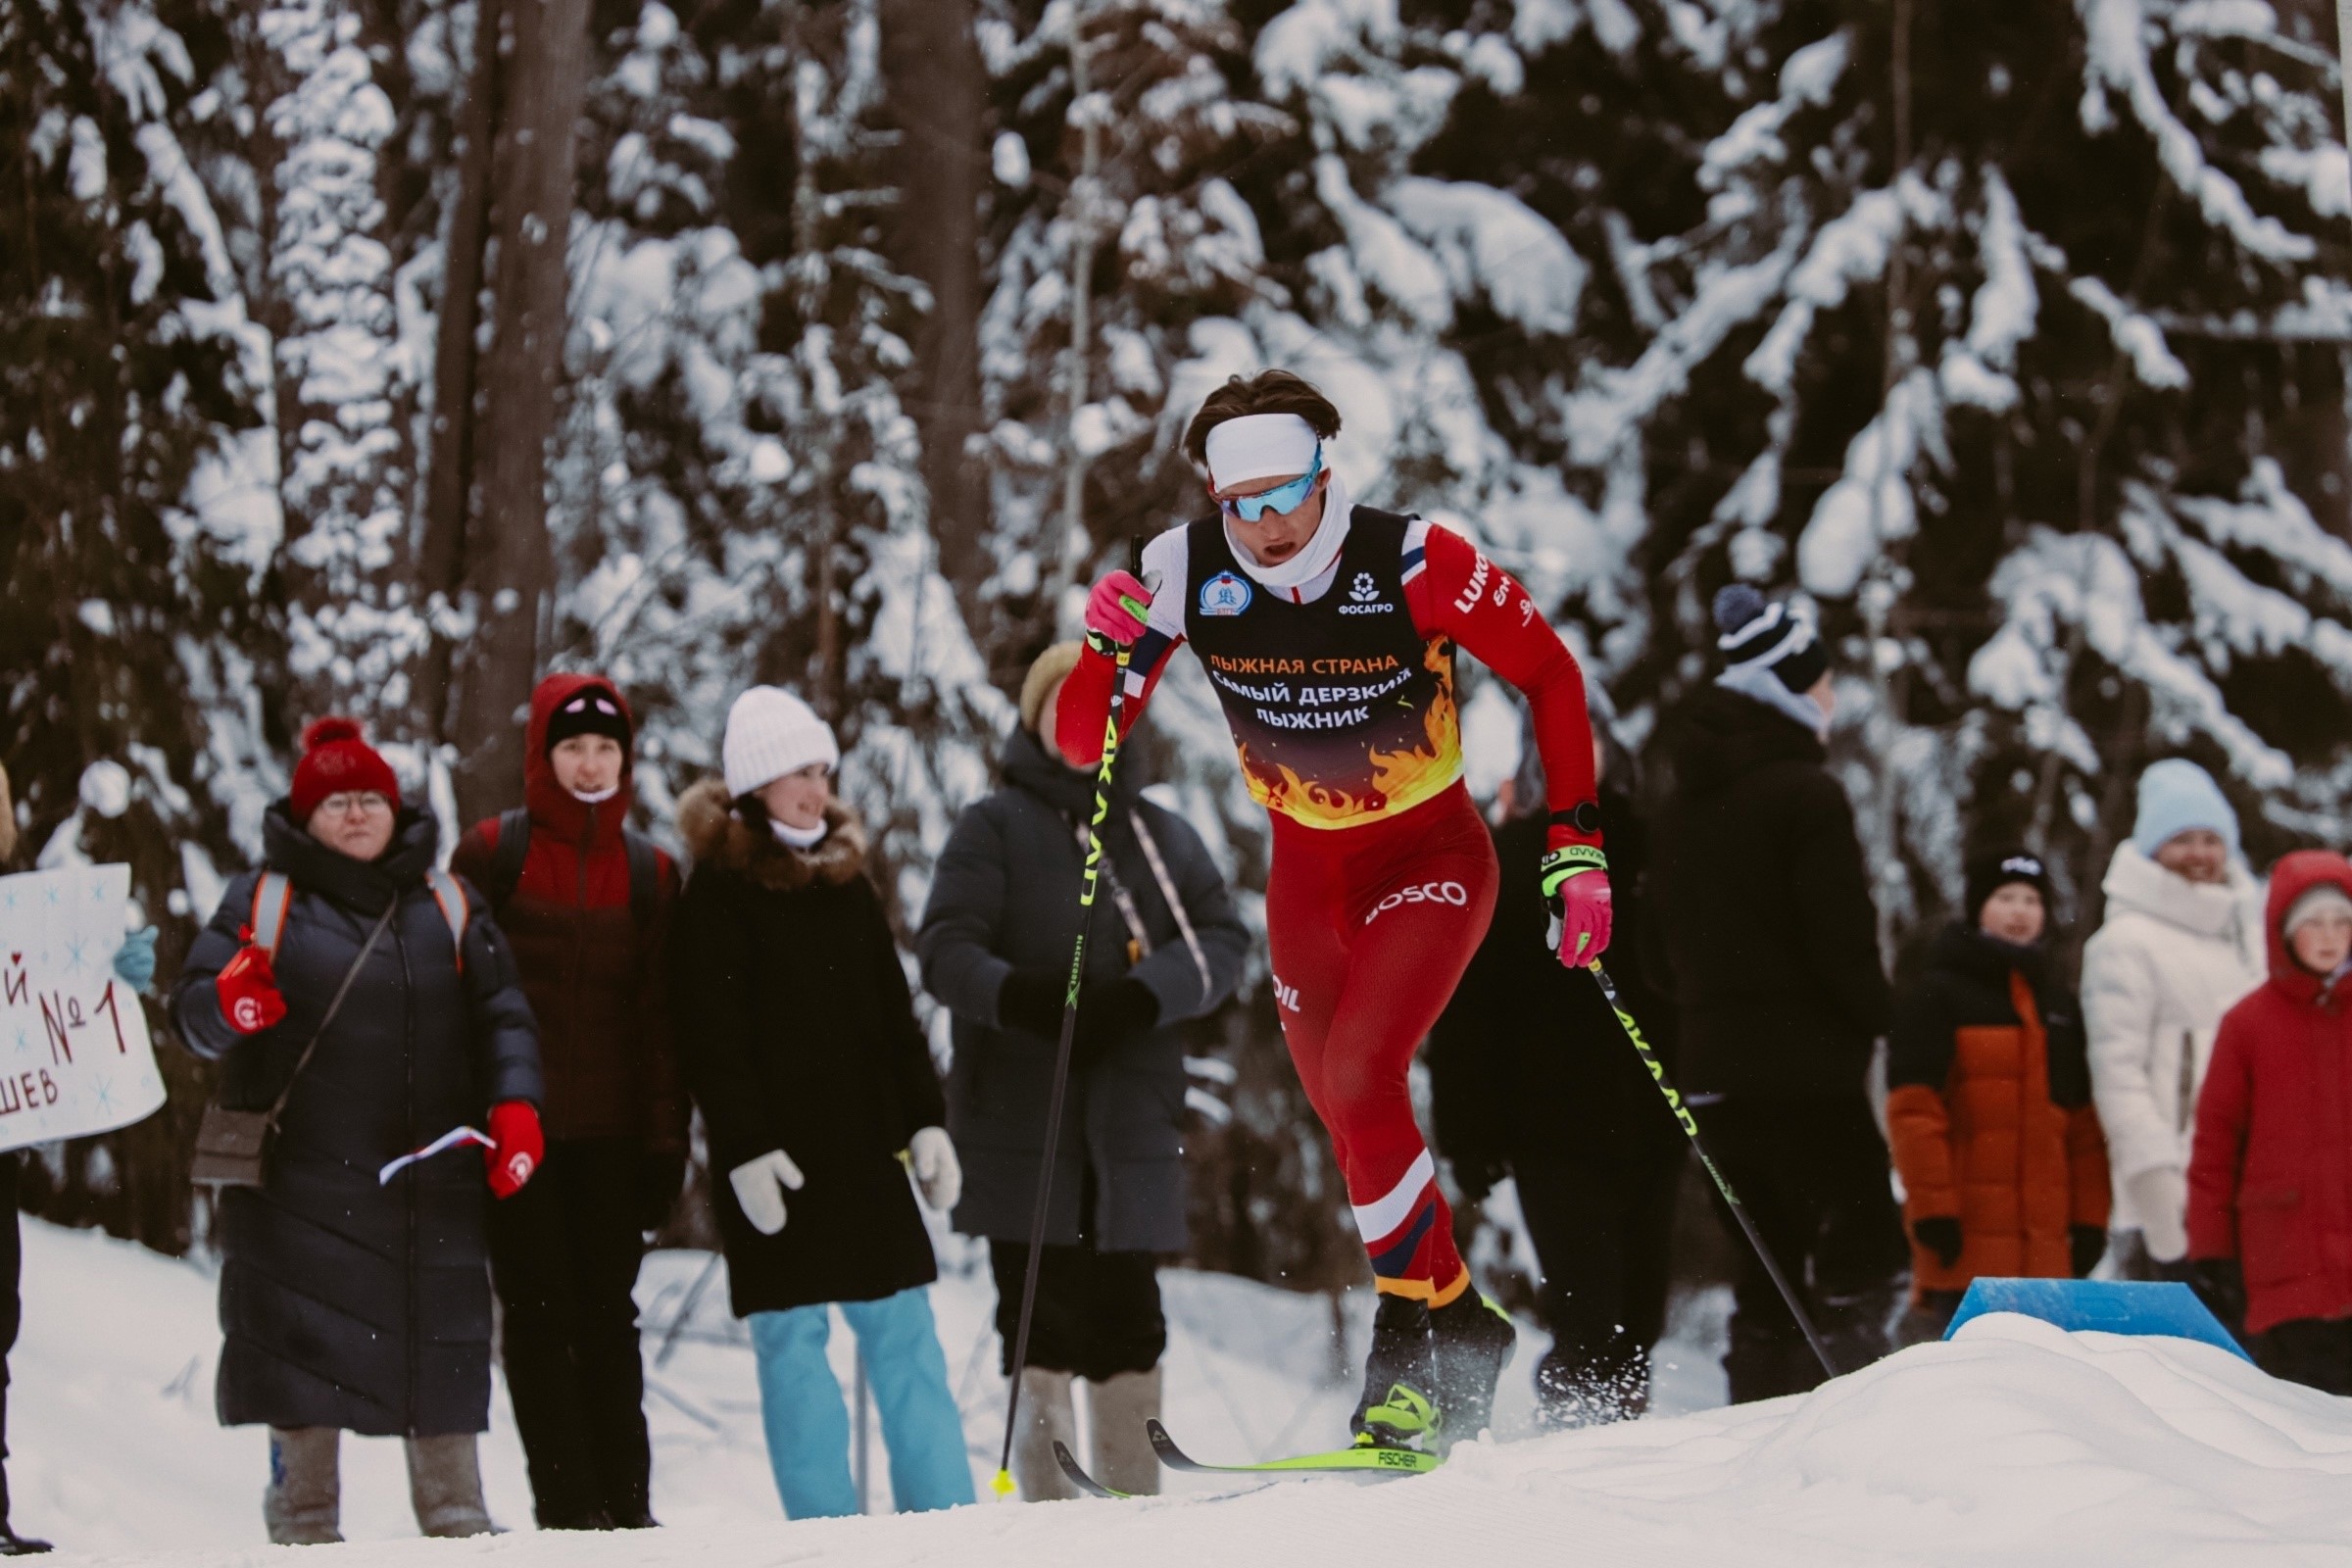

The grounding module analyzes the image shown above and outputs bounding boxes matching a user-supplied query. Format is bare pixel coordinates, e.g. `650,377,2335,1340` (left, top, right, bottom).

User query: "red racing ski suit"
1059,503,1602,1304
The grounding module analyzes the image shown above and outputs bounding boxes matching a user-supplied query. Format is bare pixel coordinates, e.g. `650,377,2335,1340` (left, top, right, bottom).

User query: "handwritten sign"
0,865,166,1152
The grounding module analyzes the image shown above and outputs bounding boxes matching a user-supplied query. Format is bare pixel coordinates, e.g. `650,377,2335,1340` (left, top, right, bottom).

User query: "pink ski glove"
1085,570,1152,646
1542,848,1614,966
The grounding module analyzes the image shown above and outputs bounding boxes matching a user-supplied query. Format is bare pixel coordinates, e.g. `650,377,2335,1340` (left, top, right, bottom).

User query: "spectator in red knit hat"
171,716,545,1544
285,716,405,843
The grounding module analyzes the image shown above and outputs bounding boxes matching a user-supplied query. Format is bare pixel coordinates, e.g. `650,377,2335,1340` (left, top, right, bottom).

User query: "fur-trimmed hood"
676,776,868,891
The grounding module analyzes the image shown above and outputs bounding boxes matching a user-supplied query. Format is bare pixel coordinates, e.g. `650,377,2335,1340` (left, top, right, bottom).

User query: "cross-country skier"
1058,368,1613,1451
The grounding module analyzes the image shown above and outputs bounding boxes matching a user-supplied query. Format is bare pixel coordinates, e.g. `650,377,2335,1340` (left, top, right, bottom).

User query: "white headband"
1203,414,1320,487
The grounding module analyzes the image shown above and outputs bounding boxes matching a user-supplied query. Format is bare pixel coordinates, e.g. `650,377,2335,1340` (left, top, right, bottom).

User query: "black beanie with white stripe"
1712,584,1830,694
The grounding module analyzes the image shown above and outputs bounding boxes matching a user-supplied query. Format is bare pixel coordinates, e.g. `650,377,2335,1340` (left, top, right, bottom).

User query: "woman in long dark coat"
668,686,972,1520
172,719,542,1544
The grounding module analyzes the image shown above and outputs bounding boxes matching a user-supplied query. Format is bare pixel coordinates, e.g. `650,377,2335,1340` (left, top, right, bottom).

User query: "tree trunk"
451,0,591,825
416,0,502,744
879,0,987,610
2337,1,2351,153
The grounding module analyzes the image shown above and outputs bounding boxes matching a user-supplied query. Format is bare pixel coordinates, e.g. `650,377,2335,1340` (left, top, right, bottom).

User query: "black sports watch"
1550,802,1603,836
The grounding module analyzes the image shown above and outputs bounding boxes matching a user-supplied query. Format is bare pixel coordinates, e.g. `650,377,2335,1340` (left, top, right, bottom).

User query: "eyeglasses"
1215,450,1323,523
318,792,393,817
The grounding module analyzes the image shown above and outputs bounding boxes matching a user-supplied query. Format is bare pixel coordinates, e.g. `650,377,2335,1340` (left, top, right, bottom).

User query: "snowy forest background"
4,0,2348,1298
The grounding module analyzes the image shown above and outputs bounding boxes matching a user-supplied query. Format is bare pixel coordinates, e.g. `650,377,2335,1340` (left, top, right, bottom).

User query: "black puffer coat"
669,782,946,1315
1429,791,1685,1180
172,805,542,1437
1649,684,1890,1099
916,729,1248,1252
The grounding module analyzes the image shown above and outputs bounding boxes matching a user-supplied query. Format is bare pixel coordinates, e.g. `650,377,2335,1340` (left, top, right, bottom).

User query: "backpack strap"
487,807,531,912
249,872,294,960
425,867,470,973
621,828,660,933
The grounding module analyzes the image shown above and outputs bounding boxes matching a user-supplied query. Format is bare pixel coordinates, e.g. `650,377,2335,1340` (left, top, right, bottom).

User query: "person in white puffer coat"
2082,760,2264,1279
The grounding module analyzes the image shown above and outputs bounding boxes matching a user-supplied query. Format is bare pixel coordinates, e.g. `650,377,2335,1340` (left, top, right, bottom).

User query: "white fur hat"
722,686,839,798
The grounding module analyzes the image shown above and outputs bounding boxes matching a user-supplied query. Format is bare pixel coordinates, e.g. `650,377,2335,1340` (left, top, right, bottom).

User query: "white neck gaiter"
1225,470,1352,593
770,816,827,851
1716,662,1831,744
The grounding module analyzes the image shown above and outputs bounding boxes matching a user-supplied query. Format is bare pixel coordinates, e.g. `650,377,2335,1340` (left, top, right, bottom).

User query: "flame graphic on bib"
1237,639,1462,829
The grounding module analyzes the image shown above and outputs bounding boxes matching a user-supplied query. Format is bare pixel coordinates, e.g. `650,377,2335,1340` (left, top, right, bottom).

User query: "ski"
1146,1419,1443,1480
1053,1441,1129,1500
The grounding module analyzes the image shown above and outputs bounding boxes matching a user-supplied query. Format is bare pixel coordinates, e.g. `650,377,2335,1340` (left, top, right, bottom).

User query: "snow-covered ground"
17,1218,2352,1565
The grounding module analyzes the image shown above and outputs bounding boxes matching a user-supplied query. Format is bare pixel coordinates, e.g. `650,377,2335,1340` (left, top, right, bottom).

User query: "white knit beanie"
2284,883,2352,941
722,686,839,798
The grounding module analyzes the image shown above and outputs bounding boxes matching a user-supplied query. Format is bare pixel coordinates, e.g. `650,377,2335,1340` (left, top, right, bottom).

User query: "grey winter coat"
172,805,542,1437
917,729,1247,1252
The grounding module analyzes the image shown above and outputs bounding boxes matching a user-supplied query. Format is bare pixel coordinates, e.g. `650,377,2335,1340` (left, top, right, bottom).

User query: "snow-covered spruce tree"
558,0,1006,917
0,0,278,1250
239,0,434,730
1391,2,2347,946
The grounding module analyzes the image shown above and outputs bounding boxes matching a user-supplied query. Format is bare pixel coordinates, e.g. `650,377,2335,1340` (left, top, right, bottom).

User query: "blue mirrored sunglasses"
1217,450,1323,523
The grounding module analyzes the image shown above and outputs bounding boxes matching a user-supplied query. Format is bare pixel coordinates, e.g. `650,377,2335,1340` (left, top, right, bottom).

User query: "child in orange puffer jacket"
1887,850,2112,1343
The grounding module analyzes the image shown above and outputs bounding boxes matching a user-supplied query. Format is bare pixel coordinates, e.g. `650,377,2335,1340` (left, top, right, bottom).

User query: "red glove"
215,931,289,1036
1085,570,1152,646
485,1101,543,1200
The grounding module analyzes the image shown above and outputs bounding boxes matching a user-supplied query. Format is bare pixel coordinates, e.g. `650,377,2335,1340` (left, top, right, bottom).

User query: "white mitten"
2128,1167,2189,1263
908,1126,962,1213
729,1149,806,1237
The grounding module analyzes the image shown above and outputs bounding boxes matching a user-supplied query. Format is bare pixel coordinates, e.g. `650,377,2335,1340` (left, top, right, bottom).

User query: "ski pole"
1586,960,1839,1381
993,631,1135,1498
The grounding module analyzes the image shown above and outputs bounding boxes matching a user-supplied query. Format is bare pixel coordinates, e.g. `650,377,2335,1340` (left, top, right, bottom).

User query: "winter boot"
264,1428,342,1546
1349,1294,1437,1449
1085,1366,1161,1497
0,1448,49,1555
1429,1290,1517,1446
405,1434,495,1538
1009,1367,1079,1502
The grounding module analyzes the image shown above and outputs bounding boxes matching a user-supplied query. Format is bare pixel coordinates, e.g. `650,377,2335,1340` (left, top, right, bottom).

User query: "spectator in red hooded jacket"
451,674,683,1530
2186,849,2352,1394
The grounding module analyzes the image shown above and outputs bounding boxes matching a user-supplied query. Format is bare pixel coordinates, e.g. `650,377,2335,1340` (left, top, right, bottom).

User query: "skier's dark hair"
1182,370,1344,466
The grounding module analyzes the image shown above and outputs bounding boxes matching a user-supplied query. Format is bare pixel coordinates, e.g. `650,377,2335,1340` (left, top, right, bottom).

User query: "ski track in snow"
16,1220,2352,1565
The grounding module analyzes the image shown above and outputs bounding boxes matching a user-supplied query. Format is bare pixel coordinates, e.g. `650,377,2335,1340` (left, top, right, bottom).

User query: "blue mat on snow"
1942,1277,2251,1361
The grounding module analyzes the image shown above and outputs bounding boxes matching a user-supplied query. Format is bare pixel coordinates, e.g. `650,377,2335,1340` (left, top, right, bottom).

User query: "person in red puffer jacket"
2187,849,2352,1393
451,673,683,1530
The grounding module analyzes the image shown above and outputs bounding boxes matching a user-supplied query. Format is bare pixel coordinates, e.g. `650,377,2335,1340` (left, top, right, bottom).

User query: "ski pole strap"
1071,818,1152,961
1129,811,1212,1004
1540,844,1607,898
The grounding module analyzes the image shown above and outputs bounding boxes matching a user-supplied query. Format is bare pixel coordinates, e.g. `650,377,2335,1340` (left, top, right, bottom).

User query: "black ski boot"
1349,1294,1437,1449
1429,1290,1517,1446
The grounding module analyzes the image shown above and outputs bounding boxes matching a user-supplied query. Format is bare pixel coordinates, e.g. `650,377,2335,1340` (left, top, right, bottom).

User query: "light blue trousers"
747,1286,974,1518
